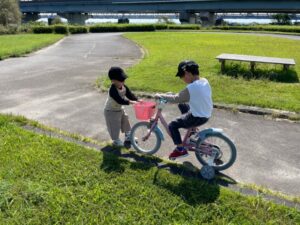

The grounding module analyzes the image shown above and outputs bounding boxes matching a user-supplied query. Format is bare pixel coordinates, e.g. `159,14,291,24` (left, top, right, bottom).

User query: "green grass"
117,32,300,112
0,114,299,224
0,34,64,60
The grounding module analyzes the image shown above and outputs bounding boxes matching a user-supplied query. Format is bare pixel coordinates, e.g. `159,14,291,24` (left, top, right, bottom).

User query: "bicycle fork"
143,120,165,142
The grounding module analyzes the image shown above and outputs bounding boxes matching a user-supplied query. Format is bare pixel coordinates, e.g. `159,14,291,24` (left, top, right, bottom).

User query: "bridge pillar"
22,13,40,23
58,13,89,25
199,12,216,26
179,12,197,24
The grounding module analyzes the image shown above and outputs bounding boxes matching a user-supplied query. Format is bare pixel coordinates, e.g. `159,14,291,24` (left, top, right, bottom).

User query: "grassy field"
0,34,64,60
0,114,299,224
118,32,300,112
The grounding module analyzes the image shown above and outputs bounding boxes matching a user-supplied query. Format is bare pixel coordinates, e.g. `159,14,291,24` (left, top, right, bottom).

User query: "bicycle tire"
195,133,237,171
130,121,161,155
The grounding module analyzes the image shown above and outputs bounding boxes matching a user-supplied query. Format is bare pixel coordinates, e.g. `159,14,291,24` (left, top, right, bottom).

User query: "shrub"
53,25,68,34
89,24,123,32
19,24,32,33
213,25,300,33
69,25,88,34
154,24,168,30
89,24,155,32
32,26,53,34
124,24,155,32
0,25,18,35
168,24,200,30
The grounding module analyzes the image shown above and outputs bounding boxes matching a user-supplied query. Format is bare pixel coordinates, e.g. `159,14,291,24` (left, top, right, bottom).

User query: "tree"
0,0,21,26
48,16,63,25
271,13,292,25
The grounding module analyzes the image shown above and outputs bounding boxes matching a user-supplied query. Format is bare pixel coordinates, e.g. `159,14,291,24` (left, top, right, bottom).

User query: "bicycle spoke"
195,133,236,170
131,122,161,154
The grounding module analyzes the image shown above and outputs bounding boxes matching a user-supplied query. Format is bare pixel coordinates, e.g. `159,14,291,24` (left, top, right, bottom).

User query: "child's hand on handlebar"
129,100,138,104
154,93,162,99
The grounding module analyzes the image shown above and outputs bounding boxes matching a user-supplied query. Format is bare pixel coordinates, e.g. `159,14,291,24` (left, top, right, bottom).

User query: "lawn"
0,34,64,60
119,32,300,112
0,114,299,224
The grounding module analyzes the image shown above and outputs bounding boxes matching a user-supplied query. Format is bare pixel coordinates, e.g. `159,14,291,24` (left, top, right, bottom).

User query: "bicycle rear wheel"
130,121,161,155
195,133,236,171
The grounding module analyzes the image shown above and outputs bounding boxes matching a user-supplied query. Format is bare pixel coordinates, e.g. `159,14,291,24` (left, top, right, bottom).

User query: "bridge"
19,0,300,25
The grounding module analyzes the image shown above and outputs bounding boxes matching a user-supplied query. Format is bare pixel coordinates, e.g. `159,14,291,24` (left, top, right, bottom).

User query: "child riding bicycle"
155,60,213,160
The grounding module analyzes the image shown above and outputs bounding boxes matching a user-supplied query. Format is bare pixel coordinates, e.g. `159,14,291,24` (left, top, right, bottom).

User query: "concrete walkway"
0,32,299,196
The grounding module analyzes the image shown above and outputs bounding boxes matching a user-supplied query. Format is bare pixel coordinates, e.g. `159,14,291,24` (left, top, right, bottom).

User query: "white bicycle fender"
197,128,223,140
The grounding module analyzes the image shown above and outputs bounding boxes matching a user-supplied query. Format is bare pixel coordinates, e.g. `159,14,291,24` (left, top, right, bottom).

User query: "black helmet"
176,60,199,77
108,66,128,81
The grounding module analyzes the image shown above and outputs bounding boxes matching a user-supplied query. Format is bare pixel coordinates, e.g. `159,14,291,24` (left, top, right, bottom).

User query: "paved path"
0,33,299,196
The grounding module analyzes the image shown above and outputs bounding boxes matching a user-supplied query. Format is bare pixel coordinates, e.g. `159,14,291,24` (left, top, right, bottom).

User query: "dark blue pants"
168,103,208,145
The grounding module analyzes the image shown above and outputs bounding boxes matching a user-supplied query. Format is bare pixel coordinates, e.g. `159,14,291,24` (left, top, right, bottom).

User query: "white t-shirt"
187,78,213,118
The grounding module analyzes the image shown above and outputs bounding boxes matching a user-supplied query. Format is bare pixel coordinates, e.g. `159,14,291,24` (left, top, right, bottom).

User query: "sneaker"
112,139,124,147
169,149,189,160
123,136,138,149
123,140,131,149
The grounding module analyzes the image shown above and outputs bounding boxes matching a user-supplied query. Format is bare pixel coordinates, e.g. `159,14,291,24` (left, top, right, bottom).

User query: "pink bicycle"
130,98,237,179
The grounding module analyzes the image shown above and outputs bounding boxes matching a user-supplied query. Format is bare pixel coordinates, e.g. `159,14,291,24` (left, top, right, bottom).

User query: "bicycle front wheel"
195,133,237,171
130,122,161,155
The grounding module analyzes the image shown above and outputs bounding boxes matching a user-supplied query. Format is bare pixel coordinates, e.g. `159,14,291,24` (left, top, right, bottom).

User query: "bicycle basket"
134,101,156,120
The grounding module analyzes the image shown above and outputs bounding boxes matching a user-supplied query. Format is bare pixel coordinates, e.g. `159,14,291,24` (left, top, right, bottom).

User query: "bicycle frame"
143,99,213,154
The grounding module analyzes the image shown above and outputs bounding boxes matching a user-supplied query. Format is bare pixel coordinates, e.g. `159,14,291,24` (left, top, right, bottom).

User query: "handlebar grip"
159,98,168,103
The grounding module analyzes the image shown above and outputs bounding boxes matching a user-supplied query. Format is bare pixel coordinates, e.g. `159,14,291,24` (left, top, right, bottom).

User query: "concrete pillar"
58,13,89,25
179,11,197,24
199,12,216,26
22,13,40,23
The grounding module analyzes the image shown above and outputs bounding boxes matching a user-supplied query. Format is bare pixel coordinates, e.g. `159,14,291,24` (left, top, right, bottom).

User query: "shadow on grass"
152,164,220,205
100,145,237,206
100,145,164,173
222,63,299,83
100,146,126,173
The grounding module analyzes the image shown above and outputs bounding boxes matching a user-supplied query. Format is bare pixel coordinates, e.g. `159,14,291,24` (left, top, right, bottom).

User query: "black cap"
108,67,128,81
176,60,199,77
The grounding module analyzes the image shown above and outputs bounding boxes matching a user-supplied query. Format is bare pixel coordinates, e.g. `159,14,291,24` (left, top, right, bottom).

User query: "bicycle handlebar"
158,97,168,104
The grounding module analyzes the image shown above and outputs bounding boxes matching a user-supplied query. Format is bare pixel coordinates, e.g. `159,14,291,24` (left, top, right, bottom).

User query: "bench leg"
220,60,225,74
250,62,256,73
283,64,289,71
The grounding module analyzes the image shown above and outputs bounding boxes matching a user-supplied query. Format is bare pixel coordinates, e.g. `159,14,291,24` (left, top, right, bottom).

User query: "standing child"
155,60,213,160
104,66,138,147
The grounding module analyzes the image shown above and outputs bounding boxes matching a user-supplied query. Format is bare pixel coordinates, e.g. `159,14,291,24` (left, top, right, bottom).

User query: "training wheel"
200,165,215,180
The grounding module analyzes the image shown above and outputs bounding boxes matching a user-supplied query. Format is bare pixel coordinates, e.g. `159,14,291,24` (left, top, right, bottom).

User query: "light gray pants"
104,109,131,141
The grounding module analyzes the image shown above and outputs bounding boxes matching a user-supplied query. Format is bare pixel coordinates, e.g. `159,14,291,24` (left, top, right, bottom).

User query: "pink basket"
134,101,156,120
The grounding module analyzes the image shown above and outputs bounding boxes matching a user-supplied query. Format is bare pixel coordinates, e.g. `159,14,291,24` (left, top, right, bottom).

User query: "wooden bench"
216,53,296,74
